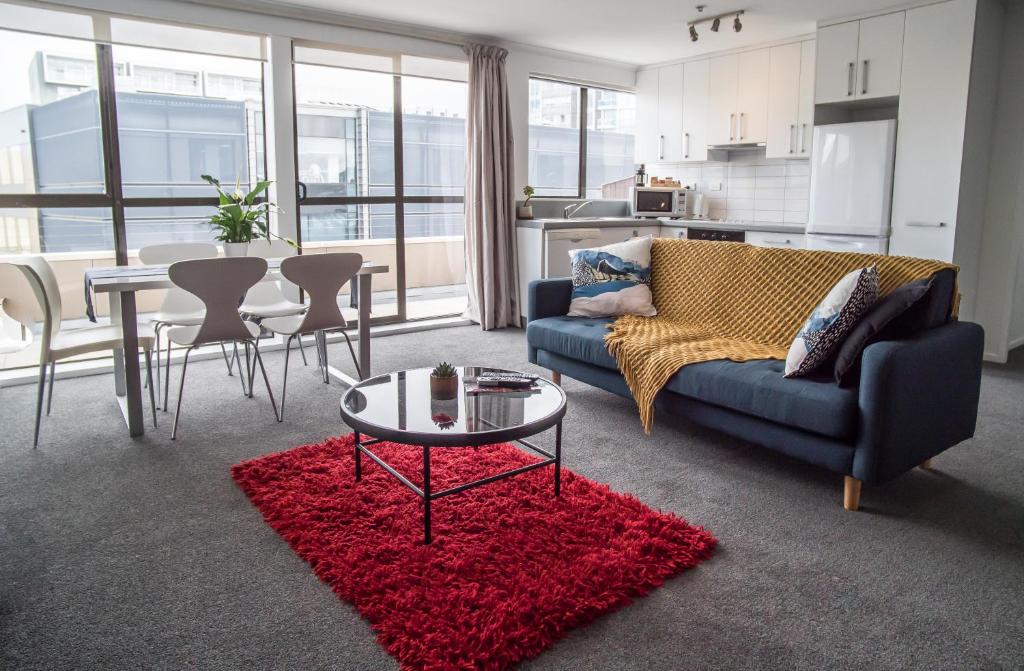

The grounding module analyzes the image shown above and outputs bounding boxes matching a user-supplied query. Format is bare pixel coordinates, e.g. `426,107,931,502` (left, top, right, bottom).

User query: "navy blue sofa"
526,278,985,510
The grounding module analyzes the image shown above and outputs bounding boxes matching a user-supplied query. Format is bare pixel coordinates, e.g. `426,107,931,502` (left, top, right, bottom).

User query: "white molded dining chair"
137,242,235,409
166,257,278,440
261,253,363,420
1,256,158,447
239,239,308,365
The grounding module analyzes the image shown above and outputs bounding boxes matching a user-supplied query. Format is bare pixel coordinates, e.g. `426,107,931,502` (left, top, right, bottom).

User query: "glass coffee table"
340,366,567,544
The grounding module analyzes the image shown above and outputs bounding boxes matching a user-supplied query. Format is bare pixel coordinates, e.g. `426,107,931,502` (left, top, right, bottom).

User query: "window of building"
527,77,636,198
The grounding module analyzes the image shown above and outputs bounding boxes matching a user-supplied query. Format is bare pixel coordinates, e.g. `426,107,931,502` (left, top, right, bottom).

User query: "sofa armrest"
853,321,984,484
527,278,573,322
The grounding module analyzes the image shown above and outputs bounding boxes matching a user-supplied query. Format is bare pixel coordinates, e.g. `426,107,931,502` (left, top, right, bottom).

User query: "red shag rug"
231,434,716,670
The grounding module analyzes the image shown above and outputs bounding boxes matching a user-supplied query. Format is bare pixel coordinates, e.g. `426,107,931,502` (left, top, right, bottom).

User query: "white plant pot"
517,205,534,220
222,242,249,257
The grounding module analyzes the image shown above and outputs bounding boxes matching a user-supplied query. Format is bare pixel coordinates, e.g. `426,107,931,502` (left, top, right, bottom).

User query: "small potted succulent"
429,361,459,400
517,185,535,220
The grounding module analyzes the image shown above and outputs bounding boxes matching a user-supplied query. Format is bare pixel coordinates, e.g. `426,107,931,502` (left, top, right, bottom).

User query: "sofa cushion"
665,359,859,440
526,316,619,371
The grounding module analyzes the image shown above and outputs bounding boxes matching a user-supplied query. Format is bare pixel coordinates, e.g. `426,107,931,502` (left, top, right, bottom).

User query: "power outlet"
709,181,723,191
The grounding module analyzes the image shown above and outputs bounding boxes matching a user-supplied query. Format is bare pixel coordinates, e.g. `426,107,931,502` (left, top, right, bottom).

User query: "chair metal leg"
221,342,235,376
297,334,308,366
253,344,280,422
231,343,247,396
170,347,193,441
154,324,162,406
145,349,157,428
33,362,46,449
340,330,363,381
163,336,173,412
45,361,56,416
244,341,254,399
279,335,293,422
317,330,330,384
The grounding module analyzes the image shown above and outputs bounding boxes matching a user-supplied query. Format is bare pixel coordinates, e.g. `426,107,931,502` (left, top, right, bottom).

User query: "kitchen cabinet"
681,59,709,161
598,225,661,247
745,231,806,249
634,65,684,163
815,12,904,104
888,0,974,263
767,41,816,158
707,48,769,146
634,68,660,164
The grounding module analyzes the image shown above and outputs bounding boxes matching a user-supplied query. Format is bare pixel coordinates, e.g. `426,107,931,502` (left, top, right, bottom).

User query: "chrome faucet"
563,201,592,218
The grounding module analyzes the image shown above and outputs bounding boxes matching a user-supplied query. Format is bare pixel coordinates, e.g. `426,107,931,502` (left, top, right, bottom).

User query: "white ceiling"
225,0,909,65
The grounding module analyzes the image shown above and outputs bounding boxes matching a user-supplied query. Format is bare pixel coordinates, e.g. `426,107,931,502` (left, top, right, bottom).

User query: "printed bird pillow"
567,235,657,317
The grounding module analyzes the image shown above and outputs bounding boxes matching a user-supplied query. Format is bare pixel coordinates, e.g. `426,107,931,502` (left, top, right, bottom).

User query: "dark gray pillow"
833,277,933,385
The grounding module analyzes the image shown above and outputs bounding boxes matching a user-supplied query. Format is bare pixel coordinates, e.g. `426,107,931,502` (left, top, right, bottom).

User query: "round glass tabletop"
340,366,566,447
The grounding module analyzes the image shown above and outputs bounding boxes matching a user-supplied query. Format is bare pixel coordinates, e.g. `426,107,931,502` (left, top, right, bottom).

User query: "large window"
293,53,467,321
528,78,636,198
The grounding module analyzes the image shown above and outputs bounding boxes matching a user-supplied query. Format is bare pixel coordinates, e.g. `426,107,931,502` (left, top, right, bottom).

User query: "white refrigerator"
806,120,897,254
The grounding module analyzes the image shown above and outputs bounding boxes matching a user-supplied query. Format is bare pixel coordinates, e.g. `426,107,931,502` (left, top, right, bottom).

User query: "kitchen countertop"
516,217,805,235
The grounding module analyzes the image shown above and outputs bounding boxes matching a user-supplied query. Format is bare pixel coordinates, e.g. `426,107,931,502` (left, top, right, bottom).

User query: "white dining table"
87,260,389,437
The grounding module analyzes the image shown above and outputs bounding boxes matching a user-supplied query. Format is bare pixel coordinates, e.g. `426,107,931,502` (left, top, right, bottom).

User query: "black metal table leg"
354,431,362,481
555,421,562,497
423,445,432,545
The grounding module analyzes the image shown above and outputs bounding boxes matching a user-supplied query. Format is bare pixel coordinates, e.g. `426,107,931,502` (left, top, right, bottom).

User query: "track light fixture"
687,9,745,42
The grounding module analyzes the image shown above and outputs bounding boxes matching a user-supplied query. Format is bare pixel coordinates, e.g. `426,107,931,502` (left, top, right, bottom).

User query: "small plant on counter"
518,185,536,219
522,185,535,204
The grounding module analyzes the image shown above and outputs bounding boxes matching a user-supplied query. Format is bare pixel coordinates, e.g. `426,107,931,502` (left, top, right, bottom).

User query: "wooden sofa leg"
920,458,933,470
843,476,862,511
551,371,562,386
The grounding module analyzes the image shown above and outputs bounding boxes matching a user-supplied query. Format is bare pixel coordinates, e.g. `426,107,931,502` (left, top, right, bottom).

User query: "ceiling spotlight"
689,24,699,42
711,17,720,32
734,13,743,32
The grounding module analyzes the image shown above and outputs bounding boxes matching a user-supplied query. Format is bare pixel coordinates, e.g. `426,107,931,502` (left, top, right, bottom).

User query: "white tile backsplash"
647,152,810,225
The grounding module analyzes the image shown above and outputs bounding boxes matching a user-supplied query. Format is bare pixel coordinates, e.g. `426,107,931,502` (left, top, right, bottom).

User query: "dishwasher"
544,228,602,278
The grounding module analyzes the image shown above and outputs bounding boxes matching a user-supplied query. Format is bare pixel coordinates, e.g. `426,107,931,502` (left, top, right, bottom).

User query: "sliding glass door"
292,53,467,324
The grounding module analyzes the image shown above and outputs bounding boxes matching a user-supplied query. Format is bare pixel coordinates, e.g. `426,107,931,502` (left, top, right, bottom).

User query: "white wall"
974,1,1024,361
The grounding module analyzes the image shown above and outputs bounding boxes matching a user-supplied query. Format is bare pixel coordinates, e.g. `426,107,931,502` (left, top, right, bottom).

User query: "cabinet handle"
684,132,690,159
659,135,664,160
739,112,745,140
861,59,869,95
789,124,796,154
906,221,947,228
763,238,792,245
800,123,808,154
729,113,735,141
847,62,855,96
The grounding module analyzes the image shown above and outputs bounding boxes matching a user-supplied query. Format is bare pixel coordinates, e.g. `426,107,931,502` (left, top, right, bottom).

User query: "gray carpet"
1,326,1022,670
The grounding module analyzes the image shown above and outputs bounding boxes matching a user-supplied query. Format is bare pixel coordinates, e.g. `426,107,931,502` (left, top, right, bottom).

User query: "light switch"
710,181,722,191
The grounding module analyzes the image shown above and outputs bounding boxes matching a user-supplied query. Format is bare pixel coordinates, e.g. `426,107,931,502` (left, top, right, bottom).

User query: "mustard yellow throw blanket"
605,239,958,433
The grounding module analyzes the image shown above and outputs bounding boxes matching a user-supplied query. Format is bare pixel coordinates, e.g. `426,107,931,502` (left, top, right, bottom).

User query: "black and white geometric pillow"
784,266,880,378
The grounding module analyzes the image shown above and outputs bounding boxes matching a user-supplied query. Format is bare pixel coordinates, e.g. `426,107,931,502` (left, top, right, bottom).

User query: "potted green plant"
517,185,535,220
202,174,296,256
429,361,459,400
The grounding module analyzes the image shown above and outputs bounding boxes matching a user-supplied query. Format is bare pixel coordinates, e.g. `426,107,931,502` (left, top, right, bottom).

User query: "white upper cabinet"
707,54,738,145
658,64,685,162
797,40,815,155
707,48,769,146
815,13,904,104
634,64,684,163
681,59,709,161
767,40,816,158
634,68,660,164
736,49,770,143
766,43,801,157
856,13,905,99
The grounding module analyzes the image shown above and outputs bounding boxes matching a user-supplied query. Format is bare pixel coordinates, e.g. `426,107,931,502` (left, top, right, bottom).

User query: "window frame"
527,76,635,199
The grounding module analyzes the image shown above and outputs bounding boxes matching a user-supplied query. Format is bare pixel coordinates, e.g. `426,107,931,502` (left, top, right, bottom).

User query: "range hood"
707,142,767,151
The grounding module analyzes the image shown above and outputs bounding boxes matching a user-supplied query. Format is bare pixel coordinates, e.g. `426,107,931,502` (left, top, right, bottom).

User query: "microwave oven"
632,187,690,217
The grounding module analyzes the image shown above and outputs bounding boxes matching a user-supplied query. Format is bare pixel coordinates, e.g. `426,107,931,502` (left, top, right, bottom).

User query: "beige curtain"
463,43,521,329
